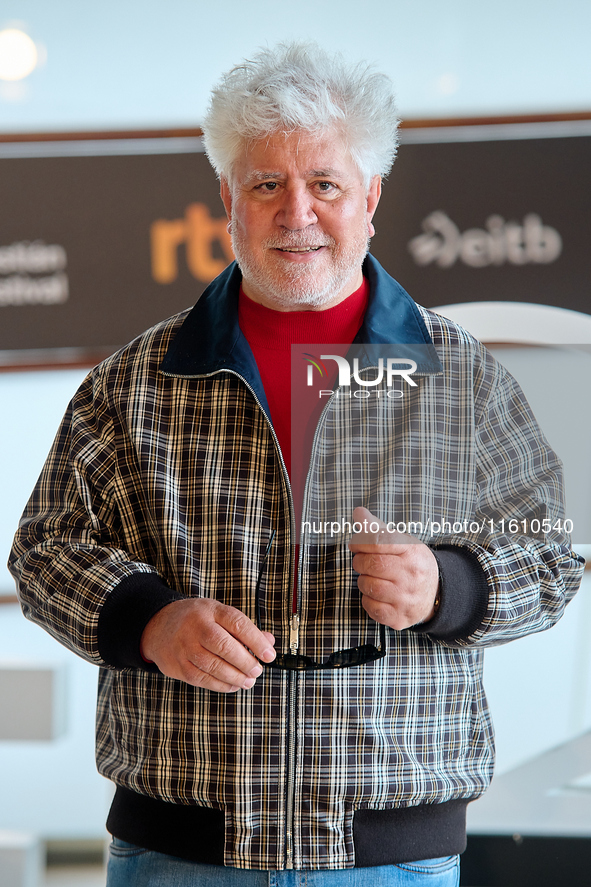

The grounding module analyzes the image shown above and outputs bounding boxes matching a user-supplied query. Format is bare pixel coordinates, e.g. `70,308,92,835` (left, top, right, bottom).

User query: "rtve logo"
150,203,234,284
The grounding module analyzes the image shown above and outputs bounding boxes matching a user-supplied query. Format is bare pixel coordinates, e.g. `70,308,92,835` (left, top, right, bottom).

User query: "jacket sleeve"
7,368,182,668
416,344,585,647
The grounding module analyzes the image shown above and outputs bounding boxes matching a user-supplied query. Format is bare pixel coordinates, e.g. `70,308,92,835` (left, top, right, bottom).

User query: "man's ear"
366,175,382,238
220,177,233,220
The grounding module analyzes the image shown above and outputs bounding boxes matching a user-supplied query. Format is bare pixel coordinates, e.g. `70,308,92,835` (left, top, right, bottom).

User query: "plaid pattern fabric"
9,261,584,870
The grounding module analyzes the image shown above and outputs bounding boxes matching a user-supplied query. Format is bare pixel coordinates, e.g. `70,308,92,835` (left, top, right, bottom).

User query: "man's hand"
349,506,440,630
140,598,276,693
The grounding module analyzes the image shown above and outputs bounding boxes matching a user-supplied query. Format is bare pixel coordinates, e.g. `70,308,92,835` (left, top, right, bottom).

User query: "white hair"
202,41,400,188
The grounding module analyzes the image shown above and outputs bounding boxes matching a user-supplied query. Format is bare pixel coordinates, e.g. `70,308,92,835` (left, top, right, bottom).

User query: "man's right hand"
140,598,276,693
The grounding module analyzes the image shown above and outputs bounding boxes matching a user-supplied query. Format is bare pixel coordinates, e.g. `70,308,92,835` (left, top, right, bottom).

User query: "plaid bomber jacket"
10,256,584,870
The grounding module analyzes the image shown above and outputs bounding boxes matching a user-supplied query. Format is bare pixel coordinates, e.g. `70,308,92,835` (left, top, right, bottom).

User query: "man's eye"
258,182,278,191
316,182,336,192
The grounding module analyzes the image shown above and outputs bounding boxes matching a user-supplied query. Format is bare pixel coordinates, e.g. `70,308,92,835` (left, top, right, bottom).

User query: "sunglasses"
254,530,387,670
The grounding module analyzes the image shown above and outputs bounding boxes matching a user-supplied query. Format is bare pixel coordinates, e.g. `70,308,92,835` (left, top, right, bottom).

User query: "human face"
220,130,381,311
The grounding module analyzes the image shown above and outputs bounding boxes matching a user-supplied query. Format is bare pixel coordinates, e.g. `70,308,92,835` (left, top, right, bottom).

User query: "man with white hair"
10,42,583,886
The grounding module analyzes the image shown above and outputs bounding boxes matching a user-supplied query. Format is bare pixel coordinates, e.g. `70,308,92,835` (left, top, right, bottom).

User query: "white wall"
0,603,113,838
1,0,590,133
0,369,87,595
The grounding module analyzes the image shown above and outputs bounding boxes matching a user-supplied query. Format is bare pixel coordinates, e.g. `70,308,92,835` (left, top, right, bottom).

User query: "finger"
357,575,421,629
359,592,390,625
184,644,264,692
352,551,406,580
356,573,397,602
350,505,384,544
148,636,258,693
354,549,439,596
349,506,412,552
188,616,271,684
215,606,276,665
179,663,245,693
359,593,409,630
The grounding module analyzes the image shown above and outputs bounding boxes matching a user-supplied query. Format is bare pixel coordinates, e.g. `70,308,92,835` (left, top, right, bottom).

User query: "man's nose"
276,187,317,230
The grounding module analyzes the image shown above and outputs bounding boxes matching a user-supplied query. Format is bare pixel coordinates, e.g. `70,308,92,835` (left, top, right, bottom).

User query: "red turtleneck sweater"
238,277,369,485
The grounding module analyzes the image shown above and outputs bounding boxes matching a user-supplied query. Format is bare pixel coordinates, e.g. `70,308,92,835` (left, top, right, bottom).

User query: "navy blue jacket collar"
160,255,443,404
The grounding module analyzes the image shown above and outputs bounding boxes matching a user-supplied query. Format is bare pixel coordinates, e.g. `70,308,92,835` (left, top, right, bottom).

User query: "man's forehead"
229,128,360,179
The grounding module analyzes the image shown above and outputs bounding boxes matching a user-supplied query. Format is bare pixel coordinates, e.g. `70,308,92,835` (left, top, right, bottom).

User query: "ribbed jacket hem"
107,785,469,868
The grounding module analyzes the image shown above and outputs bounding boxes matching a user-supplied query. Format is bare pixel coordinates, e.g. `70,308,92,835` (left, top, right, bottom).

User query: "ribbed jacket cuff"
97,573,183,670
412,546,489,641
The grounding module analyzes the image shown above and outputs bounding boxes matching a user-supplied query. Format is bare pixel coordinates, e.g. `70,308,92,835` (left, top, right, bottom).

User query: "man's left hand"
349,506,440,630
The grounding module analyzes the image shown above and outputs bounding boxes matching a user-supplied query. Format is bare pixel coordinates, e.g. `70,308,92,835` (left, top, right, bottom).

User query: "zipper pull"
289,613,300,653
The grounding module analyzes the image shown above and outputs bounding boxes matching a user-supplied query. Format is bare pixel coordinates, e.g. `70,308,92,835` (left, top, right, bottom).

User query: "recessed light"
0,28,38,81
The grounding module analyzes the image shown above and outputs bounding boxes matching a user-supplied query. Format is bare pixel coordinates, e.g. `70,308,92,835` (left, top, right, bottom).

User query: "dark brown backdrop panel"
372,133,590,314
1,119,589,366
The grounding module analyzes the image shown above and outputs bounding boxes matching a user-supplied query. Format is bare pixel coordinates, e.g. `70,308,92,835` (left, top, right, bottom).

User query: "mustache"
263,235,335,250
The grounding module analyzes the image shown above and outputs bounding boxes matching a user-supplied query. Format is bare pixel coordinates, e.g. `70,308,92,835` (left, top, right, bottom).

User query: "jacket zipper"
219,369,332,870
161,367,300,867
284,391,336,868
220,372,301,869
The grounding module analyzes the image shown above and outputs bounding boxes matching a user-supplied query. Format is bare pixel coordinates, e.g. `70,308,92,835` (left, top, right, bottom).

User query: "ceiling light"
0,28,38,81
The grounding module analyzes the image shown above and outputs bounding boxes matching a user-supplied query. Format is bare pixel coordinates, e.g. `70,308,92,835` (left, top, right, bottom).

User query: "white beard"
231,227,371,310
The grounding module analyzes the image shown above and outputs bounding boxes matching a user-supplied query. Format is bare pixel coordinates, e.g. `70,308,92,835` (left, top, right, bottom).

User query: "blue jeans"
107,839,459,886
